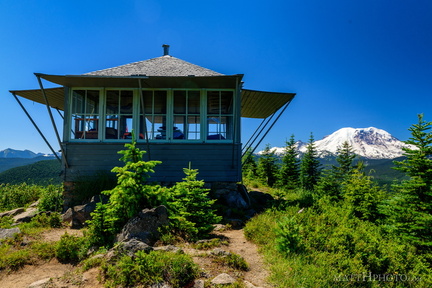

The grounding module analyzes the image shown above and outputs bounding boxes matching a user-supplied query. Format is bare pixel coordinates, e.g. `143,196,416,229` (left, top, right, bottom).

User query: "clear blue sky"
1,0,431,154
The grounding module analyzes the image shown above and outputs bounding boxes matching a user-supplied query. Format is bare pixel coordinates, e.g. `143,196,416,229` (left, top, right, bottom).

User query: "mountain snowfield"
267,127,411,159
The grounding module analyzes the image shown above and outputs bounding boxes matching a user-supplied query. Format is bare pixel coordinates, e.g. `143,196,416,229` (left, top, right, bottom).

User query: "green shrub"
56,233,87,263
102,250,198,288
38,185,63,212
275,216,304,256
214,252,249,271
0,183,42,212
193,238,229,250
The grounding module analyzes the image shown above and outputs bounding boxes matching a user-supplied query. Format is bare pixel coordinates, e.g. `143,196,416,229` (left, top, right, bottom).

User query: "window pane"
207,91,220,114
174,91,186,114
120,91,133,114
139,90,167,140
188,91,200,114
220,91,233,114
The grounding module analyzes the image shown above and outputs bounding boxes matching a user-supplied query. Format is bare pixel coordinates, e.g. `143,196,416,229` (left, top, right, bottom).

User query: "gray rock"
211,248,230,256
105,238,153,260
116,205,169,245
244,280,261,288
72,202,97,228
61,207,73,223
0,208,25,218
28,277,52,288
153,245,183,253
13,208,38,223
193,279,205,288
0,227,21,240
211,273,236,285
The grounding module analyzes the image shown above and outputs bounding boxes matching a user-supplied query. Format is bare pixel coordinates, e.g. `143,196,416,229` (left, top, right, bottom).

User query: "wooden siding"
63,142,241,183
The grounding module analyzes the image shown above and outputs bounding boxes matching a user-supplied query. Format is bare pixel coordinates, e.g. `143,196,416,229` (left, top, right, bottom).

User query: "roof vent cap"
162,44,170,56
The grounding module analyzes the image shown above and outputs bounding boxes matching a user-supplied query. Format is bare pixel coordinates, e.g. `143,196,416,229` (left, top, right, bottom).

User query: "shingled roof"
84,55,224,77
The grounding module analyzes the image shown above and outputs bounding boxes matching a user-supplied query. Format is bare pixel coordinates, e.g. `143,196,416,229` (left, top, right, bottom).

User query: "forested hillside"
0,159,61,185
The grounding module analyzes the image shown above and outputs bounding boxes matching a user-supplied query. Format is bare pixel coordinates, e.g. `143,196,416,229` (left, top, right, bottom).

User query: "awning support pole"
138,79,151,160
35,73,69,168
242,99,292,166
11,92,62,163
242,114,273,154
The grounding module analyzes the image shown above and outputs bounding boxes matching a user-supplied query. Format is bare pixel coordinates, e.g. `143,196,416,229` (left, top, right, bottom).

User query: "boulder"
119,238,153,257
116,205,169,245
13,207,38,223
28,278,52,288
0,227,21,240
62,194,109,228
153,245,183,253
0,208,25,218
211,273,236,285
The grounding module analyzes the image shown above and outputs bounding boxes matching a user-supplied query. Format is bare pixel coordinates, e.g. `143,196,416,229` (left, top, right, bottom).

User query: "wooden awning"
241,89,295,119
10,87,65,111
11,74,295,118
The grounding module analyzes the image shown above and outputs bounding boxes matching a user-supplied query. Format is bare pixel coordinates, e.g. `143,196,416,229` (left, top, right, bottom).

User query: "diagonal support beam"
11,92,61,163
35,73,69,168
242,99,292,166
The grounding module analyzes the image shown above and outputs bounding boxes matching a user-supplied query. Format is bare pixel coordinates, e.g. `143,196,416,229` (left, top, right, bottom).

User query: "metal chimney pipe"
162,44,170,56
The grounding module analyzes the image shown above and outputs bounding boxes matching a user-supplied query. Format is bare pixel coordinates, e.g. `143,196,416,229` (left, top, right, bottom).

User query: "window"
207,91,233,140
139,90,168,140
173,90,200,140
69,88,235,142
105,90,134,139
71,90,100,139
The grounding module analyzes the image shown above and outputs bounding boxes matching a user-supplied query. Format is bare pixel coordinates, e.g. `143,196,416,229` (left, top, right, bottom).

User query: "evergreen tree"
390,114,432,249
316,141,357,200
277,135,300,189
168,166,222,240
257,144,279,187
242,147,258,179
300,133,321,191
334,141,356,178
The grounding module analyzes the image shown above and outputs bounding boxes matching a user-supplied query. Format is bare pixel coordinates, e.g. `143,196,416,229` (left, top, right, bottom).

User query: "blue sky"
1,0,432,154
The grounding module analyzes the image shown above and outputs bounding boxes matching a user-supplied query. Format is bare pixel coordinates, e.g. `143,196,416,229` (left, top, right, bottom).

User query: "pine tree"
242,147,258,179
334,141,356,178
278,135,300,189
300,133,321,191
257,144,279,187
390,114,432,249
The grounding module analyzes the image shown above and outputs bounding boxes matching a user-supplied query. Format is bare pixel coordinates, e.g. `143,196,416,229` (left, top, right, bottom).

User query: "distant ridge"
267,127,410,159
0,148,49,159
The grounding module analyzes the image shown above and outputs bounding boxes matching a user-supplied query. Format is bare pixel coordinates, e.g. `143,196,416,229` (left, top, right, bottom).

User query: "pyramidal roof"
84,55,224,77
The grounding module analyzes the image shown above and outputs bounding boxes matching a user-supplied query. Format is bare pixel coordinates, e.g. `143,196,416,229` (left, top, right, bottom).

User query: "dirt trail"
218,228,272,288
0,227,272,288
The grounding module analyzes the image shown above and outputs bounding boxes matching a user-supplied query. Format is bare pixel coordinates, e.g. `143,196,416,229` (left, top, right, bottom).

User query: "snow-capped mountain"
267,127,410,159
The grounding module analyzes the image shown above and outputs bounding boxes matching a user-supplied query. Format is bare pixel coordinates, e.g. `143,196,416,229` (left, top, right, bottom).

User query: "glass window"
139,90,168,140
173,90,200,140
206,91,233,140
105,90,134,139
71,90,100,139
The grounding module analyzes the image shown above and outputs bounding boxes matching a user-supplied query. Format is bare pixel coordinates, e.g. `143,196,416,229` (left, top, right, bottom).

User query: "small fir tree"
277,135,300,189
316,141,357,200
87,135,162,246
390,114,432,249
257,144,279,187
242,147,258,179
300,133,321,191
167,165,222,240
